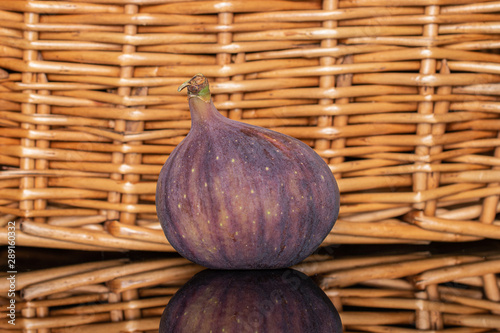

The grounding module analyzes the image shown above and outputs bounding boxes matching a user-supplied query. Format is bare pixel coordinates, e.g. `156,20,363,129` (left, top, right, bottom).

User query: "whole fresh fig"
160,268,343,333
156,74,339,269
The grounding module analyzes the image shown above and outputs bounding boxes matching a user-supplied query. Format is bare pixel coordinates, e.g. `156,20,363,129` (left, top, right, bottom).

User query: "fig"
160,268,343,333
156,74,339,269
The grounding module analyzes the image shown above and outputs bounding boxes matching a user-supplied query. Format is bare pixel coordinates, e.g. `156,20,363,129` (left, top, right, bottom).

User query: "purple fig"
160,269,343,333
156,74,339,269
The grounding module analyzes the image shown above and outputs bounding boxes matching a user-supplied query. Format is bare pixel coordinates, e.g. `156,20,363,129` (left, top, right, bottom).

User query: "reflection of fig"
156,74,339,269
160,268,342,333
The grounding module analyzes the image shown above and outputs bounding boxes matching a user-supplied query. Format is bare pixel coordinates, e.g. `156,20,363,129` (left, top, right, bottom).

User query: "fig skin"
160,269,343,333
156,74,339,269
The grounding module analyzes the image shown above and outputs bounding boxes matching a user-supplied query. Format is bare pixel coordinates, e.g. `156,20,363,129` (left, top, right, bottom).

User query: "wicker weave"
1,0,500,251
0,248,499,332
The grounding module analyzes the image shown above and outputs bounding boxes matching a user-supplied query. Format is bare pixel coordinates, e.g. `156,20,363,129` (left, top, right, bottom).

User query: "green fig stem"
178,74,211,103
179,74,222,125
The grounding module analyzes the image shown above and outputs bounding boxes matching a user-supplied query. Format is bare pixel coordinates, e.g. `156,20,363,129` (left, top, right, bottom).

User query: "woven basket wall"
1,0,500,251
1,248,499,332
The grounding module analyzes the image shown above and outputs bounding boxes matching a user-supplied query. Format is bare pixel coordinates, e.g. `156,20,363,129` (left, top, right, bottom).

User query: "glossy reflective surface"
5,241,500,332
160,268,342,333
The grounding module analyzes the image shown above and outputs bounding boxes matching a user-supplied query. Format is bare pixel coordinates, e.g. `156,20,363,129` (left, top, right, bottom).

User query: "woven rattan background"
1,0,500,251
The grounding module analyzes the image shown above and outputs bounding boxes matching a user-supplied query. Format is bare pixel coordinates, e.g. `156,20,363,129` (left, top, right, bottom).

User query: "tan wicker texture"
0,248,499,331
1,0,500,250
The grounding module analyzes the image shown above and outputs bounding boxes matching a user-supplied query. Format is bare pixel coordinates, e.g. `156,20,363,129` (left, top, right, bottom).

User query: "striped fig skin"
160,269,343,333
156,76,339,269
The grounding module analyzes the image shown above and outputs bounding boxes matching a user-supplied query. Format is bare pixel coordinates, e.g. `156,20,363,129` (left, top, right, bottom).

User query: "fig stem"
178,74,211,103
